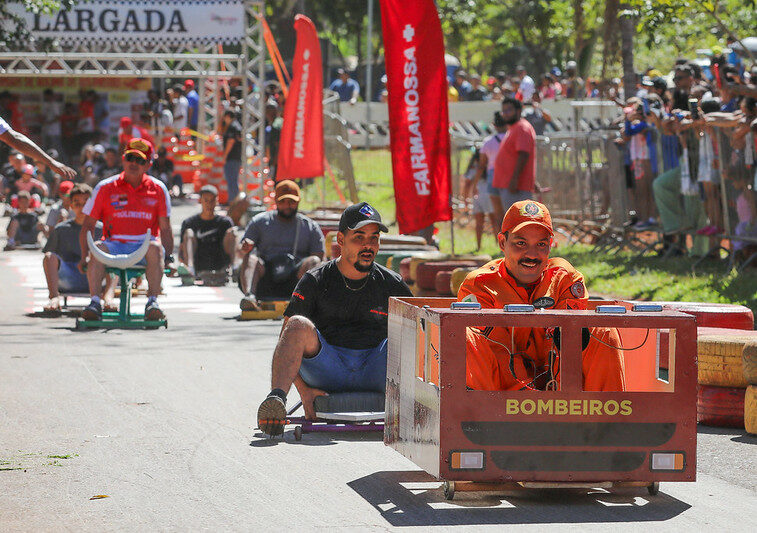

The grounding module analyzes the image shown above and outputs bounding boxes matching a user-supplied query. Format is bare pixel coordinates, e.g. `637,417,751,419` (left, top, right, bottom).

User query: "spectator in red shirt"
490,96,537,226
79,137,173,321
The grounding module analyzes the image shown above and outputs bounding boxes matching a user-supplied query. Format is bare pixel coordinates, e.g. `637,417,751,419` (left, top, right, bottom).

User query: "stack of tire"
414,255,491,296
640,302,755,430
743,342,757,434
696,328,757,428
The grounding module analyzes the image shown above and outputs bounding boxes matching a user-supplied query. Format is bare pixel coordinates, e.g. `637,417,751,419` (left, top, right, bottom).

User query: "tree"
0,0,76,48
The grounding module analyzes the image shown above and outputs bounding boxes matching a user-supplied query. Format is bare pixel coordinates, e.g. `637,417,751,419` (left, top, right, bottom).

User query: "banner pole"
365,0,374,149
450,217,455,255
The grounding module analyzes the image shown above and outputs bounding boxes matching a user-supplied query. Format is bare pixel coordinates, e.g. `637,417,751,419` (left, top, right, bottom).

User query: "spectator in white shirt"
516,65,536,103
168,84,189,131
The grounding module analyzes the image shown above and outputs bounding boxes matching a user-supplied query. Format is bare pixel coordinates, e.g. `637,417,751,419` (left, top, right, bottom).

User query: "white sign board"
5,1,245,45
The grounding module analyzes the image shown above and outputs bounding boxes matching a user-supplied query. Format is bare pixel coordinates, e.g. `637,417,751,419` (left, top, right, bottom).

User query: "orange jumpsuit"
458,257,626,391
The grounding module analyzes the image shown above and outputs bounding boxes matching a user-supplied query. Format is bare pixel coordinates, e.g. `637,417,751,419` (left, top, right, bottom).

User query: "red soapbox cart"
385,297,697,499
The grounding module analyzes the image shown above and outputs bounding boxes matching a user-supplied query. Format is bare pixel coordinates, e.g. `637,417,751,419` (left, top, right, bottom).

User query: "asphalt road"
1,202,755,531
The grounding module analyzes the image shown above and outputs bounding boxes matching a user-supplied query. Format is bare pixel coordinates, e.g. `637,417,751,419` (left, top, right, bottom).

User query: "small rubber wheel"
294,426,303,441
443,480,455,500
647,482,660,496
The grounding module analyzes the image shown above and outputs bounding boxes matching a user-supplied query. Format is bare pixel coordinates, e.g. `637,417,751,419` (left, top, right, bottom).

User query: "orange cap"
275,179,300,202
501,200,553,236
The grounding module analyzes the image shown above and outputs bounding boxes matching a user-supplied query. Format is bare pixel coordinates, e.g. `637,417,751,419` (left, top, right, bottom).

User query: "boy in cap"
238,180,324,310
458,200,625,392
256,202,413,437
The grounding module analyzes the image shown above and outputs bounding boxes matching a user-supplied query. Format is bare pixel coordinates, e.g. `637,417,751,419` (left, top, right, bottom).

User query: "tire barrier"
742,341,757,385
416,260,486,291
745,385,757,435
696,384,745,428
450,267,474,296
435,270,453,296
696,329,757,388
399,257,412,283
658,302,754,330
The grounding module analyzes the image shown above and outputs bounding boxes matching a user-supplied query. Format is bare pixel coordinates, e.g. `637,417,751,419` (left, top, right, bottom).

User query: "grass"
301,148,757,314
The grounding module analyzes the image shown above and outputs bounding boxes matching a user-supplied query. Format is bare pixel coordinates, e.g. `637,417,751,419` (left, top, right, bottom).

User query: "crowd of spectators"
609,51,756,258
458,45,756,259
447,61,595,103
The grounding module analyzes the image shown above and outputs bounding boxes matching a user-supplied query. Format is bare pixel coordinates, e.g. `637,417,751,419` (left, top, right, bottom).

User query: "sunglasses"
125,153,148,164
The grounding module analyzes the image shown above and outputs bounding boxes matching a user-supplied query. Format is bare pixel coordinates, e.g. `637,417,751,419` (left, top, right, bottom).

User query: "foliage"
0,0,76,48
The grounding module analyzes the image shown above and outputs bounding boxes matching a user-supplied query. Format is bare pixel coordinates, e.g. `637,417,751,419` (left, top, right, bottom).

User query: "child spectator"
40,180,73,238
623,98,659,229
14,163,49,200
5,190,40,249
696,98,724,236
41,183,105,312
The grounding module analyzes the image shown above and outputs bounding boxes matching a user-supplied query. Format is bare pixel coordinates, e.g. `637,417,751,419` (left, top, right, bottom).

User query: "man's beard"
354,260,374,273
504,115,519,125
354,249,376,272
277,206,298,219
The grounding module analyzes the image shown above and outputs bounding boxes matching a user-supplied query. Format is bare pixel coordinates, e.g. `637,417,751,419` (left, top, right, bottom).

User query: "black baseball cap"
339,202,388,233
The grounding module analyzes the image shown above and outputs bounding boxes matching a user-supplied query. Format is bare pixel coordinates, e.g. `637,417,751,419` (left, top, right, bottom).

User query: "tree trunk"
619,4,635,101
573,0,585,76
602,0,620,80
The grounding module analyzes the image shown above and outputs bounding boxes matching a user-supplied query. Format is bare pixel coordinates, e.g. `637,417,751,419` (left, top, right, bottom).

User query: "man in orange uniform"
457,200,625,391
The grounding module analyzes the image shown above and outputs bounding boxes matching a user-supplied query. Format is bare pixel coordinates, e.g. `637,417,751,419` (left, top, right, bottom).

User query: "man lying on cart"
457,200,626,392
256,202,413,437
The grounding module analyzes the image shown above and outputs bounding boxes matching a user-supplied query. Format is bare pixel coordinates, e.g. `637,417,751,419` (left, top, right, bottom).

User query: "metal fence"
319,103,757,270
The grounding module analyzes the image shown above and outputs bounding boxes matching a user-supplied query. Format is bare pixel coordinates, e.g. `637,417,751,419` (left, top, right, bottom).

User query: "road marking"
2,253,239,315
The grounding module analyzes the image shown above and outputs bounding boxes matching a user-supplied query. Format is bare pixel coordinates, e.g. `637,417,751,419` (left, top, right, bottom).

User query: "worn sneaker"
145,299,165,321
240,294,261,311
82,299,102,321
257,394,287,436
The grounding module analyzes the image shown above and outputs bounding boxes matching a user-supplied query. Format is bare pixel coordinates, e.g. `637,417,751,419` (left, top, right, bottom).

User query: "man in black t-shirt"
179,184,235,282
256,202,412,436
222,110,242,203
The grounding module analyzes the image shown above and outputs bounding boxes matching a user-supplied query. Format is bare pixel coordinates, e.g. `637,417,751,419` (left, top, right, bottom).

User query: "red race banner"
277,14,323,180
379,0,452,234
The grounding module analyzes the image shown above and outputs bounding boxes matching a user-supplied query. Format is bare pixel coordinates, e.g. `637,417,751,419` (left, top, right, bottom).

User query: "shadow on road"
249,429,382,447
698,424,756,444
348,470,692,527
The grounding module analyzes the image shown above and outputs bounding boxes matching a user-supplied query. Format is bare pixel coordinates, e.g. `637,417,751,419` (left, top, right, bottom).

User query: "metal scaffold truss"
0,51,242,78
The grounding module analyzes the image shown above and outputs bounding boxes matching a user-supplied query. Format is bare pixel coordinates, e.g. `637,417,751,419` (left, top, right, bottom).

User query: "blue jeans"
224,160,241,203
103,240,150,266
58,259,89,293
495,189,533,213
299,330,388,393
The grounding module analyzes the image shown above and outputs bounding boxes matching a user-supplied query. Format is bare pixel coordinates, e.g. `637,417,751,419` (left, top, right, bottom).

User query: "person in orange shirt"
457,200,626,392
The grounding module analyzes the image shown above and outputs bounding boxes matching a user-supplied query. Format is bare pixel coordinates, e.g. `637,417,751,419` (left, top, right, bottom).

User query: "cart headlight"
651,452,685,471
451,451,484,469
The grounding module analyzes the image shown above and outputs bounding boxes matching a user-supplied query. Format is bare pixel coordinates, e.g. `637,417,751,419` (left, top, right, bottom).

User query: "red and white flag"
379,0,452,234
277,14,323,180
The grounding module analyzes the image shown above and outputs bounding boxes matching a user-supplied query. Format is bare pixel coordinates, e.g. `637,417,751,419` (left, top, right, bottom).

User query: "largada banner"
379,0,452,234
276,15,324,180
4,1,245,45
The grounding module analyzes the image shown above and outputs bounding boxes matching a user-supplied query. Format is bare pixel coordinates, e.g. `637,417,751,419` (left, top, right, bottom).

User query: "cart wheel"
294,426,303,441
647,482,660,496
443,481,455,500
